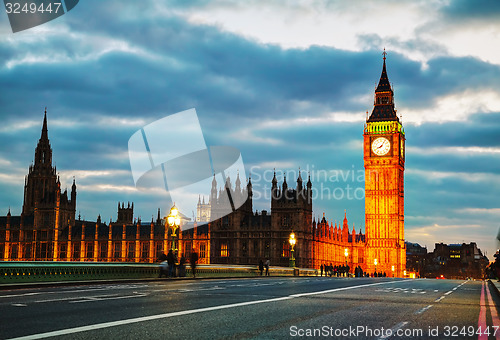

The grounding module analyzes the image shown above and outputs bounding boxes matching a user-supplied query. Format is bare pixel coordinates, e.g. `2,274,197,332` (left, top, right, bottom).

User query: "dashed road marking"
379,321,409,339
434,296,445,302
6,280,403,340
415,305,433,315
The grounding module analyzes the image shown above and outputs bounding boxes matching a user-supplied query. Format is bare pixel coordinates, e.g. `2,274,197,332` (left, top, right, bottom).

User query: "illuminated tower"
363,52,406,277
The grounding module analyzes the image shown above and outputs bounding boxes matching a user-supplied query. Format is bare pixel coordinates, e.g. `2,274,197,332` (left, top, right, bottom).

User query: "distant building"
408,242,488,279
196,196,210,223
405,242,428,277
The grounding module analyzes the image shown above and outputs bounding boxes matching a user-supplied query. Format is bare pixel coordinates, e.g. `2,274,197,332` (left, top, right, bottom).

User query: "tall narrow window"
114,243,121,260
282,242,290,257
127,243,135,260
221,242,228,257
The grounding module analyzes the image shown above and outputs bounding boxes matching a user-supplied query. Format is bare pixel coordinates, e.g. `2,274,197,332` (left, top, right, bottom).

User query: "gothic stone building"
1,55,406,276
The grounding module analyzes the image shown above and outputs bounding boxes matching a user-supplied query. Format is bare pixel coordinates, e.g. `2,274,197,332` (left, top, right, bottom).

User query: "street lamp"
391,265,395,277
167,204,181,254
289,231,296,268
374,258,378,275
344,248,349,277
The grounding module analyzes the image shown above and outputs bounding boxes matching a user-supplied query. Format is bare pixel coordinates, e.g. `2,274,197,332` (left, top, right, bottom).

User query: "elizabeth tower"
364,52,406,277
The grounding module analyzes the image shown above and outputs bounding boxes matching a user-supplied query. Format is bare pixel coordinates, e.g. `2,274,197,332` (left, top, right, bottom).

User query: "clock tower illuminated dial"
371,137,391,156
363,51,405,278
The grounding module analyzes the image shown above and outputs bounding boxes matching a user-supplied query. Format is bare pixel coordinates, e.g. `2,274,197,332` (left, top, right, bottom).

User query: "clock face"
371,137,391,156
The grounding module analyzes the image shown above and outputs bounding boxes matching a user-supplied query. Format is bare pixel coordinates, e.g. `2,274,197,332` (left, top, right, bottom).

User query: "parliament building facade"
0,56,406,276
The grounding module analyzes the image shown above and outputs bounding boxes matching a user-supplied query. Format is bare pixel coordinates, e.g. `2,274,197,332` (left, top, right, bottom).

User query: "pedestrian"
259,259,264,276
190,248,199,278
265,258,270,276
158,252,168,278
179,254,186,277
320,264,323,277
166,249,176,277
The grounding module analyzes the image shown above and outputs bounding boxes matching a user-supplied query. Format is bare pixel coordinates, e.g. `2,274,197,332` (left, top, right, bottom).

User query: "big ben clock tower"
364,51,406,277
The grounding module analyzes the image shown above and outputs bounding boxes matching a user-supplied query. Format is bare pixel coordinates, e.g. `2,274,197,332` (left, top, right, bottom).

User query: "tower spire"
41,107,48,142
367,50,398,122
34,108,53,167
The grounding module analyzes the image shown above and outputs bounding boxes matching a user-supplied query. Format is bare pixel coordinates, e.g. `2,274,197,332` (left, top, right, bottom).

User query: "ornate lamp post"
374,258,378,275
289,231,296,268
166,204,181,255
344,248,349,277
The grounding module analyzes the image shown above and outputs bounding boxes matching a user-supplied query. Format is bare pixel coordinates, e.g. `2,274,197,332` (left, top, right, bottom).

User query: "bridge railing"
0,261,318,284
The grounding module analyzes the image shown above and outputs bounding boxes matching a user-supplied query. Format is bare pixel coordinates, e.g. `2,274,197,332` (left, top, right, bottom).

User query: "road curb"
487,279,500,298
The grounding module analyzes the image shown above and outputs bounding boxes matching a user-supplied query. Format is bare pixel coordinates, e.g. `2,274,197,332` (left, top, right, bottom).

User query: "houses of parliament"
0,56,406,276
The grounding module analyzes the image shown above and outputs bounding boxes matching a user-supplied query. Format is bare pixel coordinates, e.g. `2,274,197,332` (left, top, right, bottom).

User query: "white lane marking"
178,287,226,292
452,287,457,290
378,321,409,339
434,290,438,292
0,287,120,300
0,292,41,299
415,305,433,315
11,303,28,307
34,295,119,303
69,294,148,303
444,291,453,295
435,296,445,302
7,280,406,340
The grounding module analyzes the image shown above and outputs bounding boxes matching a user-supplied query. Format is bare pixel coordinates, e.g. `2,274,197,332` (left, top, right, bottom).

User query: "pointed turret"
34,108,53,166
297,169,303,191
235,171,241,192
71,177,76,203
367,50,398,122
41,108,48,142
247,176,253,198
211,174,217,202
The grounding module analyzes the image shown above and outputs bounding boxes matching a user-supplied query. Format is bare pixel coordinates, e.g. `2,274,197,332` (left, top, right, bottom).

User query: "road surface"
0,277,498,339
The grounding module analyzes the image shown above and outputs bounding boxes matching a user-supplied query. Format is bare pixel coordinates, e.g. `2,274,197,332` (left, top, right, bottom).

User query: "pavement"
489,278,500,296
0,277,493,339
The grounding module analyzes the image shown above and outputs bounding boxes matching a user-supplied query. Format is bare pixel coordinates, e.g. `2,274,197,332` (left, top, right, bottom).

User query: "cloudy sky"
1,0,499,258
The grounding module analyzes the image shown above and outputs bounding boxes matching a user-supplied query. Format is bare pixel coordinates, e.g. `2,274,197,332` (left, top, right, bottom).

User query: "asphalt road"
0,277,498,339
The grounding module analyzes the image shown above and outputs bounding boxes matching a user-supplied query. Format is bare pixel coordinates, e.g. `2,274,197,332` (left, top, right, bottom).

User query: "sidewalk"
489,279,500,297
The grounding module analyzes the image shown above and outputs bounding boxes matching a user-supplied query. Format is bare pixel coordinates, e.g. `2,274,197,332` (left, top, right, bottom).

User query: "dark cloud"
1,0,499,256
440,0,500,19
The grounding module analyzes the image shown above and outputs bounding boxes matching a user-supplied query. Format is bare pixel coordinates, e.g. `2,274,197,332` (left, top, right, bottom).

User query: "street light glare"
167,216,175,226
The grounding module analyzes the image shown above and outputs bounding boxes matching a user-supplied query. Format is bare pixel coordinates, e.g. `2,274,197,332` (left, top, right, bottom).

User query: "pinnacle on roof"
375,49,392,93
41,107,48,142
367,50,399,123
